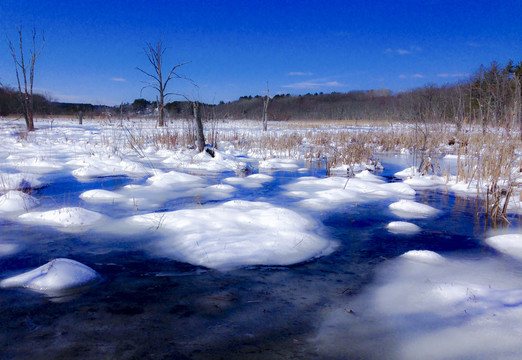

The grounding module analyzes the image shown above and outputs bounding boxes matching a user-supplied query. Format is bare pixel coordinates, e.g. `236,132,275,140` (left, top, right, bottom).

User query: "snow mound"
70,155,151,179
79,189,125,203
284,176,415,210
0,258,99,294
18,207,104,230
164,149,248,172
400,250,445,264
125,200,337,270
387,221,421,234
0,191,39,214
0,171,43,191
259,158,300,171
330,163,383,176
394,166,419,178
389,199,439,218
146,170,205,188
404,175,445,188
224,173,274,188
485,234,522,260
7,155,64,173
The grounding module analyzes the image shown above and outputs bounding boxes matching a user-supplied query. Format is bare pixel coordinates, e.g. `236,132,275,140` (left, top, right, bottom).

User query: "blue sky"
0,0,521,105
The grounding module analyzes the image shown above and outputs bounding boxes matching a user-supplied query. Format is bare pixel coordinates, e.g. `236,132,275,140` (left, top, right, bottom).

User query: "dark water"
0,157,518,359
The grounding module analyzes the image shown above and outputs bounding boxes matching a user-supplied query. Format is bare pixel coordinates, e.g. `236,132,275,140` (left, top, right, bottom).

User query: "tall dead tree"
137,40,188,127
262,82,270,131
193,101,206,153
9,27,44,132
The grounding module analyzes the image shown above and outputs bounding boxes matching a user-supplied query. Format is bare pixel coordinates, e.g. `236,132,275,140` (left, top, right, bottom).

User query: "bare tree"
8,27,45,131
192,101,204,152
137,40,189,127
262,82,270,131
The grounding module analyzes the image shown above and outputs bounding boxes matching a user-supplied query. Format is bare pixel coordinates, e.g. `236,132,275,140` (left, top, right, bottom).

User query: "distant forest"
1,60,521,132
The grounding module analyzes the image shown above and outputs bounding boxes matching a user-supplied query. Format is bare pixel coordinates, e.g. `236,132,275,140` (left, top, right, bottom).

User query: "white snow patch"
404,175,445,188
400,250,446,264
164,149,248,172
7,155,64,173
313,252,522,360
70,155,151,179
0,258,99,294
486,234,522,260
387,221,421,234
284,176,415,210
224,173,274,188
394,166,419,178
389,199,439,218
18,207,104,230
259,158,300,171
125,200,337,270
79,189,125,203
0,171,43,191
0,191,39,214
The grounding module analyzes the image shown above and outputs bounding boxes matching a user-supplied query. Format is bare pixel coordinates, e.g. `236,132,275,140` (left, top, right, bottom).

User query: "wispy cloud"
437,73,470,78
399,74,425,79
385,46,422,55
110,77,126,82
282,80,345,89
288,72,313,76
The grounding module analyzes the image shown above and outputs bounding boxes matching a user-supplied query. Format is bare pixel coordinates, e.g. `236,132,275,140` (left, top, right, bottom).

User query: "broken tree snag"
263,81,269,131
193,101,206,153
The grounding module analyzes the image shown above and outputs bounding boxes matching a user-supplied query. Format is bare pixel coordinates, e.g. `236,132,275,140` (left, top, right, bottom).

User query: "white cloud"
282,80,345,89
399,74,425,79
385,46,422,55
110,77,126,82
288,72,313,76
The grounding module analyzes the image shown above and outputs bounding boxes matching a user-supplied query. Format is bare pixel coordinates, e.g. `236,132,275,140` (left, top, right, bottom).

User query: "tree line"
1,26,520,136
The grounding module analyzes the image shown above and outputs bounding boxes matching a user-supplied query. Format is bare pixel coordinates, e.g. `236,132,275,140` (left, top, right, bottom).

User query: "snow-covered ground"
0,117,520,358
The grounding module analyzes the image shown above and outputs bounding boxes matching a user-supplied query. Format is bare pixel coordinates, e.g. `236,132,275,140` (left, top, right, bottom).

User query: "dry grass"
108,118,520,221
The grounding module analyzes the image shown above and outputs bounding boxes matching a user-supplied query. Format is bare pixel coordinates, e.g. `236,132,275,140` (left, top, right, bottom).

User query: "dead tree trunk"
78,110,83,125
262,82,270,131
9,27,44,132
193,101,206,153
